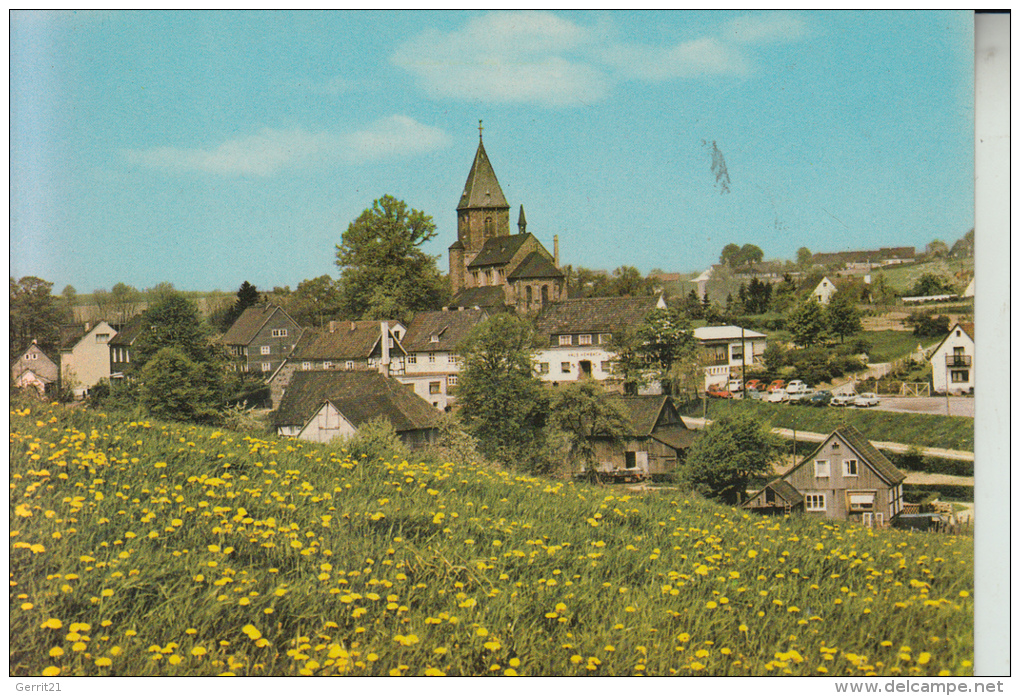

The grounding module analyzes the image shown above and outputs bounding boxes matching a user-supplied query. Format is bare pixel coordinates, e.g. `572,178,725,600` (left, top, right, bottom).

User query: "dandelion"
41,618,62,630
42,667,60,677
95,657,112,667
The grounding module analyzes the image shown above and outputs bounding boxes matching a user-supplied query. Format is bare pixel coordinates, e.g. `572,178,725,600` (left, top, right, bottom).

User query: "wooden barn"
581,395,695,481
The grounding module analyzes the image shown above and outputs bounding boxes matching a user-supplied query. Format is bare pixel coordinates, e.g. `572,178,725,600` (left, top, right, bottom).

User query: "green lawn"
875,258,973,294
861,330,927,363
697,400,973,452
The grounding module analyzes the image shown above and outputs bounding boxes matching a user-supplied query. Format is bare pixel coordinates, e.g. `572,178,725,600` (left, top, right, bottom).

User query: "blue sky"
10,10,974,294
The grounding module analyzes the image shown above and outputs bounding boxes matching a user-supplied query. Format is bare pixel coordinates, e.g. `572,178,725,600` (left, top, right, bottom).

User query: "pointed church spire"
518,205,527,234
457,126,509,212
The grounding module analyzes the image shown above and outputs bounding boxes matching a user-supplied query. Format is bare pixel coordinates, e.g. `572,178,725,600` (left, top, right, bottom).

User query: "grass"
9,403,973,677
875,259,973,295
861,331,929,363
697,401,973,453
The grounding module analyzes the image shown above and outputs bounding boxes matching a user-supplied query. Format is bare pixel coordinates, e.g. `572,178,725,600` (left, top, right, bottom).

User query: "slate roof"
744,479,804,508
274,370,443,433
457,139,509,211
402,309,488,352
929,321,975,358
221,305,295,346
109,314,146,347
608,395,695,450
506,251,563,280
291,321,392,360
534,296,662,335
791,425,906,486
468,234,533,268
448,286,509,311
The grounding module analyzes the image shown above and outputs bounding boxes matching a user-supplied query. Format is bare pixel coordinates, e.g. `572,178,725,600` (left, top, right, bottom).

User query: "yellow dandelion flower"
191,646,207,657
42,667,60,677
95,657,112,667
41,618,63,630
49,647,64,658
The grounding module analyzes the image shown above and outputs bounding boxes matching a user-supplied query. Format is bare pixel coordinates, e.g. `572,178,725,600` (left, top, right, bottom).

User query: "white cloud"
395,11,807,107
124,116,451,176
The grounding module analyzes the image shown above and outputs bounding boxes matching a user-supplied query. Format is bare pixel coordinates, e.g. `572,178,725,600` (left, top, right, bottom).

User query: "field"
861,330,928,363
700,401,974,452
875,258,973,294
10,403,973,676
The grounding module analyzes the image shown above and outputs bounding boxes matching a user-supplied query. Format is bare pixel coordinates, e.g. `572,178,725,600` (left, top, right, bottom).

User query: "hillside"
10,403,973,676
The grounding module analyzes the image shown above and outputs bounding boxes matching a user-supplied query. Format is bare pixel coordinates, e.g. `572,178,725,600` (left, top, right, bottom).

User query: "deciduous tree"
549,381,630,472
681,413,780,505
9,276,69,359
787,298,830,347
826,290,863,343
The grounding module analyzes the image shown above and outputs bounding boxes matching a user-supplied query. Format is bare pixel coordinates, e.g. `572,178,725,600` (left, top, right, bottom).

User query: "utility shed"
582,395,695,479
273,370,442,450
742,479,804,515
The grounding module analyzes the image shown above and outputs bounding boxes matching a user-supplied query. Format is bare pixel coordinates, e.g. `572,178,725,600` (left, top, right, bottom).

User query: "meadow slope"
9,403,973,676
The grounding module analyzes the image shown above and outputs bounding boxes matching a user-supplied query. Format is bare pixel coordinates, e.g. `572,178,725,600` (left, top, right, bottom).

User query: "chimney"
380,321,390,376
553,235,560,267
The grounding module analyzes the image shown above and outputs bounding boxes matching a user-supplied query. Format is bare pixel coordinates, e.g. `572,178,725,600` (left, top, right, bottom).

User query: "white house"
396,308,488,410
813,277,838,305
693,325,767,390
929,322,974,395
532,295,666,386
59,321,116,398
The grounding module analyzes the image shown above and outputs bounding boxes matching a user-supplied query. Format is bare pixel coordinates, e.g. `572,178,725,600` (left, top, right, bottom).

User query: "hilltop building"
448,127,565,314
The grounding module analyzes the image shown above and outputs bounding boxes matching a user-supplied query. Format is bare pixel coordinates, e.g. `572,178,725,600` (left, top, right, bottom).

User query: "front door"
579,360,592,379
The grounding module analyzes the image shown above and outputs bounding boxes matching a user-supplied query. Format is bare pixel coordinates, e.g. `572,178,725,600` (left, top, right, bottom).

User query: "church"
448,127,565,314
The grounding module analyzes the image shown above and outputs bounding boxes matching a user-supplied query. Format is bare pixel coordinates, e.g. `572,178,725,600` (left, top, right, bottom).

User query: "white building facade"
930,322,974,395
693,325,768,390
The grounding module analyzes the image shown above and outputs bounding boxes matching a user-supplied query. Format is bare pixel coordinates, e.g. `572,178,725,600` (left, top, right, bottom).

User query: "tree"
10,276,69,359
910,273,955,297
909,312,950,338
214,281,263,332
139,347,222,424
925,239,949,259
826,290,863,343
950,229,975,258
456,315,549,470
743,277,772,314
336,195,448,322
109,282,143,324
796,247,813,267
608,266,653,297
613,306,697,397
289,275,343,327
133,289,212,368
737,243,764,269
549,381,630,473
869,273,897,305
719,243,741,268
681,413,780,505
787,298,830,347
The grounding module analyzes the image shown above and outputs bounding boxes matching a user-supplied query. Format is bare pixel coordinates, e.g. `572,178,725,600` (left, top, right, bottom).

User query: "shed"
583,395,695,479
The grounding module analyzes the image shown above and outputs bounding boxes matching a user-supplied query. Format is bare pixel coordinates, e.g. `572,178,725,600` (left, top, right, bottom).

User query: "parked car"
745,379,763,391
765,389,788,403
830,392,858,407
807,390,833,407
785,380,808,394
707,389,734,399
745,387,765,401
727,379,743,393
853,392,880,408
767,379,786,393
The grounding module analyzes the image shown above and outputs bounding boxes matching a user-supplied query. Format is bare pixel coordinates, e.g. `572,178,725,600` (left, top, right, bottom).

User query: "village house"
929,322,974,395
447,129,566,314
744,425,906,526
396,308,488,410
812,276,838,305
268,320,406,408
579,394,695,480
59,320,117,398
692,325,767,391
11,339,60,398
108,314,145,379
273,370,441,450
532,295,666,386
220,304,302,375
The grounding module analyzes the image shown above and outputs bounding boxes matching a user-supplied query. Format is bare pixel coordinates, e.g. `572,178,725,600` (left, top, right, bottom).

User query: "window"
261,345,271,355
731,346,743,361
27,353,37,360
484,217,494,238
805,494,826,511
430,335,440,343
526,286,533,304
625,452,637,469
302,362,311,370
449,353,460,365
561,362,571,373
601,361,611,374
272,328,288,338
96,333,110,342
428,352,436,364
538,362,550,374
261,362,271,372
843,459,859,477
472,270,481,285
848,492,876,513
346,361,355,370
541,285,549,304
599,333,612,345
429,381,441,395
447,375,458,387
951,370,969,383
814,460,830,478
407,354,417,365
559,335,572,346
578,334,592,345
323,361,333,369
368,358,376,367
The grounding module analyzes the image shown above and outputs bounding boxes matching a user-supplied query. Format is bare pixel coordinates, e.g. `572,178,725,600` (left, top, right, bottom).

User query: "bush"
903,483,973,503
420,412,484,467
336,417,410,463
219,403,270,436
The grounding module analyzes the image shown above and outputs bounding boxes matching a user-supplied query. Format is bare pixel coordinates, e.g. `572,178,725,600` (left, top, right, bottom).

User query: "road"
869,396,974,418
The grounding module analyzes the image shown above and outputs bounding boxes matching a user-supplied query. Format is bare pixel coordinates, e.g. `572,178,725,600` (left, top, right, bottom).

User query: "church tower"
450,123,511,294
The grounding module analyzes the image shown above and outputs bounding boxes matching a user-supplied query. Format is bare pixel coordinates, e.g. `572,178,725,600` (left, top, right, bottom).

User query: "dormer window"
559,335,572,346
430,335,440,343
578,334,592,345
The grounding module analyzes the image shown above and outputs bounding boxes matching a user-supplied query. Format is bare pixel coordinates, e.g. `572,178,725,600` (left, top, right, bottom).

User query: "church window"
484,217,494,239
541,285,549,304
526,286,533,304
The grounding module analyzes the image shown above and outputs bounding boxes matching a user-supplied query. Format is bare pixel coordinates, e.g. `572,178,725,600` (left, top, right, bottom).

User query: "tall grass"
10,403,973,676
